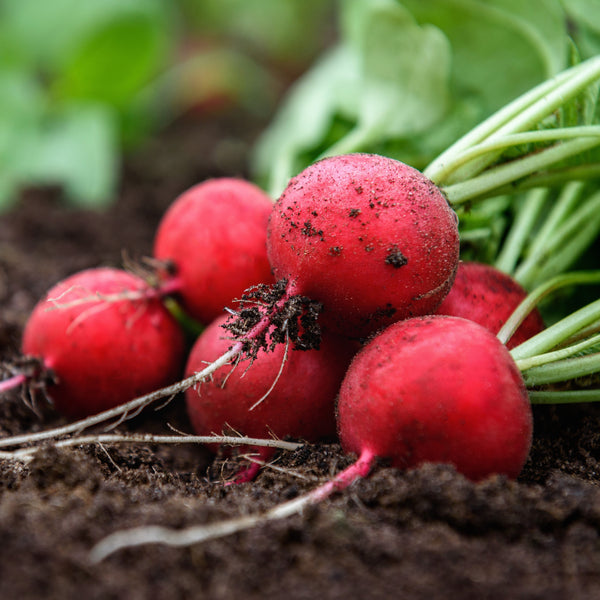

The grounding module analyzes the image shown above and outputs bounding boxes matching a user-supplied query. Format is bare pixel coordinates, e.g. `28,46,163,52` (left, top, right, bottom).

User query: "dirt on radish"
2,114,600,600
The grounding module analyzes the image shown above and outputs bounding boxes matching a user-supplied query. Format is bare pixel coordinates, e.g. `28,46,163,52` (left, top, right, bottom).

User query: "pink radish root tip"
0,356,55,396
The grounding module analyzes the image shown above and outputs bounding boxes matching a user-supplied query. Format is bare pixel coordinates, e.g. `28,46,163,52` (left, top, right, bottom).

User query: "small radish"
436,261,545,349
11,267,185,419
266,153,460,338
153,178,275,324
184,314,355,482
336,315,533,481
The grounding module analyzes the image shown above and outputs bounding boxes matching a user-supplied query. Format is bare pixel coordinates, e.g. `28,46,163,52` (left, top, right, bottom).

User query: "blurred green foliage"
254,0,600,197
0,0,334,210
177,0,335,68
3,0,598,212
0,0,174,208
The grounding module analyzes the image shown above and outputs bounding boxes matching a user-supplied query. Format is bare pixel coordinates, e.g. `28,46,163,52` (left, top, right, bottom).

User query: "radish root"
89,449,375,563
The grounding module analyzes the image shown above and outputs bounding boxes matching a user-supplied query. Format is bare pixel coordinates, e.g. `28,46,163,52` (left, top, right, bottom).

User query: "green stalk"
525,181,585,247
441,136,600,206
488,163,600,193
512,181,585,287
520,352,600,386
510,295,600,361
529,389,600,404
424,60,592,181
518,198,600,288
515,332,600,372
425,56,600,186
430,127,600,183
499,271,600,349
494,188,548,275
558,320,600,347
459,228,495,242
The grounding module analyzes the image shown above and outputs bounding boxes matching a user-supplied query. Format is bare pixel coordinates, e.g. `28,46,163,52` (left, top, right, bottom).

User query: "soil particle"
385,245,409,268
300,220,324,239
222,279,323,354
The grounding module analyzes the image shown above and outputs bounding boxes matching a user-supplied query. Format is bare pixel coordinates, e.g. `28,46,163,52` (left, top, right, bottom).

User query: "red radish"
337,315,533,481
18,267,185,419
435,261,545,349
266,153,460,338
153,178,275,324
185,314,355,482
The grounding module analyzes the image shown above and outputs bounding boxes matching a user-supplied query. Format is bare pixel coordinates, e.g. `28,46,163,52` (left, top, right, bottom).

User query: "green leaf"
400,0,568,111
52,10,171,108
254,0,453,191
562,0,600,34
25,104,119,208
254,0,573,192
0,0,170,70
354,1,450,140
253,45,360,195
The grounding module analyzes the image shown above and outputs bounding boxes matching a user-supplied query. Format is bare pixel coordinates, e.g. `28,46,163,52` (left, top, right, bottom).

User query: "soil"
2,111,600,600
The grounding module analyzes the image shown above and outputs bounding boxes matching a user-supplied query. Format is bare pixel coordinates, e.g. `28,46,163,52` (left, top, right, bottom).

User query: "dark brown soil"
2,112,600,600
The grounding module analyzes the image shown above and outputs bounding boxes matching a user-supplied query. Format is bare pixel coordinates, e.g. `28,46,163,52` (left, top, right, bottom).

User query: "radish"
153,177,275,324
337,315,533,481
8,267,186,419
266,153,460,338
184,314,355,482
436,261,545,349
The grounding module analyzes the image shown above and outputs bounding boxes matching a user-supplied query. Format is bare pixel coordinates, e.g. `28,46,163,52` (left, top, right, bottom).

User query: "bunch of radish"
3,58,600,533
76,55,600,561
1,150,529,475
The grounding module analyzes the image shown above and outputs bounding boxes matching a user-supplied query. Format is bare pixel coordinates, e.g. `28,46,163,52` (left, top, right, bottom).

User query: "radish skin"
436,261,545,349
153,178,274,324
338,316,533,481
185,315,355,480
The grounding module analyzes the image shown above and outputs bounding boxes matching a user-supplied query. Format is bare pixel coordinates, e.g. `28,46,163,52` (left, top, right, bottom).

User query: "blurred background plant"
0,0,334,210
254,0,600,198
1,0,599,215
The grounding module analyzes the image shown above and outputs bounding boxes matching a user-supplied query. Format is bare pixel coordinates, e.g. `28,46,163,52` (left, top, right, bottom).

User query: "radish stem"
425,56,600,185
520,352,600,386
528,389,600,404
499,271,600,348
494,188,548,275
441,136,600,206
512,181,585,287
